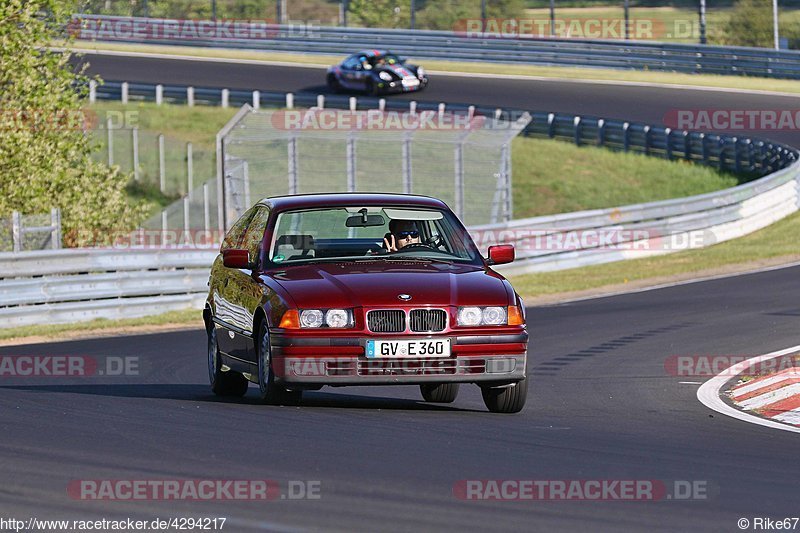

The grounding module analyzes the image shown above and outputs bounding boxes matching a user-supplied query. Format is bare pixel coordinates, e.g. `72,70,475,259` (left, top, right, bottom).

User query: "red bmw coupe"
204,193,528,413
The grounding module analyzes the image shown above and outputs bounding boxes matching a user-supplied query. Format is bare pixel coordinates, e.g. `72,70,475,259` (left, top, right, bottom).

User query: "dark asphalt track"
2,264,798,531
72,52,800,147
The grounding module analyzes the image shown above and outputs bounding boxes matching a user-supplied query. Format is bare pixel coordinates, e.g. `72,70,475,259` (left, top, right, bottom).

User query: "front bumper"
378,77,428,94
270,332,527,386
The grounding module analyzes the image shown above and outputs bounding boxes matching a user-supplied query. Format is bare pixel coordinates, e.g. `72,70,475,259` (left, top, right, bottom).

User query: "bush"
716,0,777,47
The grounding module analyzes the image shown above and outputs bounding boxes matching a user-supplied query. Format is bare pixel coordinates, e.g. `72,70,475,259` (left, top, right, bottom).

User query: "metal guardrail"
72,14,800,79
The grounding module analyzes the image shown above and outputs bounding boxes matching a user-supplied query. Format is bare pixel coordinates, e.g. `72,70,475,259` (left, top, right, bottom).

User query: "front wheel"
207,327,248,397
420,383,459,403
480,379,527,413
257,323,302,406
327,73,341,93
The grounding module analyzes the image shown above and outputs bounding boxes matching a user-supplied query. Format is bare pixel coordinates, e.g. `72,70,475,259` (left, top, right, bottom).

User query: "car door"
213,207,256,360
236,206,272,363
339,55,363,90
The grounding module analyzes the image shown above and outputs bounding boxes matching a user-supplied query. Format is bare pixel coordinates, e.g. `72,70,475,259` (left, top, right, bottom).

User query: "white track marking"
773,407,800,425
697,344,800,434
731,369,800,398
738,383,800,410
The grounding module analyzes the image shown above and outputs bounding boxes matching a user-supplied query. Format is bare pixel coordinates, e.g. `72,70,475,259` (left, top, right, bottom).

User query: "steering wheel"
424,235,444,249
397,243,437,252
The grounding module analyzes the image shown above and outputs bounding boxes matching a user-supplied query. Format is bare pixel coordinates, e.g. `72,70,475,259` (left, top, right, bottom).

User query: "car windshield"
268,206,481,266
370,54,401,66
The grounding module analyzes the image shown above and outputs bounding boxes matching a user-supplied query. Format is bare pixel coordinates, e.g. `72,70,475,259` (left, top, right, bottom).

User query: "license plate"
402,78,420,88
366,338,450,358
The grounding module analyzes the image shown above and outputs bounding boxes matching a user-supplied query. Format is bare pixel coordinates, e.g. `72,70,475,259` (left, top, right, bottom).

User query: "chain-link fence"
216,106,529,229
0,210,62,252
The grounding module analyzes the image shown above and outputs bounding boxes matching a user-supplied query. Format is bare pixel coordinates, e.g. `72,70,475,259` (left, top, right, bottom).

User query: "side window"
342,56,359,70
220,207,256,251
241,207,271,264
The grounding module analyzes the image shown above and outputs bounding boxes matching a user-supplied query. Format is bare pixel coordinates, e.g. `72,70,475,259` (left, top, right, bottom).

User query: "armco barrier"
71,14,800,79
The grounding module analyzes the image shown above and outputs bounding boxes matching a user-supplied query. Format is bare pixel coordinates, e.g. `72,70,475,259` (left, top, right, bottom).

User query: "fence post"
50,208,61,250
664,128,672,160
718,137,726,170
402,132,412,194
349,97,357,112
643,125,651,155
158,134,166,193
378,98,386,111
203,182,211,232
622,122,630,152
683,131,691,160
700,133,708,165
573,116,581,146
733,138,742,173
187,86,195,106
187,142,194,198
161,211,167,233
288,135,298,195
183,196,190,233
221,88,229,108
243,161,251,208
547,113,556,138
155,84,163,105
317,94,325,109
11,211,21,253
252,90,260,110
89,80,97,104
454,141,464,220
132,127,140,181
597,118,605,147
346,133,356,192
409,101,417,114
106,117,114,166
121,81,129,104
438,102,446,119
495,108,503,121
286,92,294,109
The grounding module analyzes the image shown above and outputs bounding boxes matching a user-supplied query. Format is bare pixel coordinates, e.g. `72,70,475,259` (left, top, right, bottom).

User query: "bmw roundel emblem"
398,294,412,301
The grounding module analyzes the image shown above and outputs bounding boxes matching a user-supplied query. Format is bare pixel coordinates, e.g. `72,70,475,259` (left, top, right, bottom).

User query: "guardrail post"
409,101,417,115
121,82,129,104
187,142,194,198
317,94,325,109
597,119,605,147
132,127,140,181
573,116,581,146
158,134,166,193
700,133,708,165
746,139,755,172
187,86,195,107
643,125,651,155
468,105,475,120
183,196,190,233
664,128,672,160
438,103,446,119
221,88,229,108
106,117,114,166
622,122,630,152
89,80,97,104
733,137,742,173
286,92,294,109
50,208,61,250
378,98,386,111
346,133,356,192
547,113,556,138
203,182,211,232
252,90,260,110
155,84,163,105
349,97,357,112
11,211,21,253
718,137,727,171
683,131,691,160
495,108,503,121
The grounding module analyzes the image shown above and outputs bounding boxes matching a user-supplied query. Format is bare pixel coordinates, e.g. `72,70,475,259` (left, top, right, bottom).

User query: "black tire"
326,73,341,93
420,383,459,403
366,78,379,96
256,323,302,406
481,379,527,414
207,326,249,397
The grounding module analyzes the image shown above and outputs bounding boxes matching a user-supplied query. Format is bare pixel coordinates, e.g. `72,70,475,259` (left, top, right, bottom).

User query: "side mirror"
487,244,515,265
222,248,250,269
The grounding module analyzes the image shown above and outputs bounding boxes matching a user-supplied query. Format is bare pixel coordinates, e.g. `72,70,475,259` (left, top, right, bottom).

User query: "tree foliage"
716,0,776,47
0,0,147,246
347,0,411,28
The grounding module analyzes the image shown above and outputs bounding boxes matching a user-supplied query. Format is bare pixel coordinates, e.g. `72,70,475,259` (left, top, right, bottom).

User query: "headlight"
299,308,353,328
457,306,508,326
379,71,393,81
457,307,483,326
325,309,351,328
300,309,324,328
416,66,425,79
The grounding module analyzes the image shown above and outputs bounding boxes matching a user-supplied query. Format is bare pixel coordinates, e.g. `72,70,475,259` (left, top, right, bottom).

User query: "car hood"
266,261,512,309
380,64,417,78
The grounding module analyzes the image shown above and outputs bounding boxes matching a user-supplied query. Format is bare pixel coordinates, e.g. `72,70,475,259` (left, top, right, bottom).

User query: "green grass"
0,309,202,343
511,137,741,218
71,41,800,95
509,210,800,299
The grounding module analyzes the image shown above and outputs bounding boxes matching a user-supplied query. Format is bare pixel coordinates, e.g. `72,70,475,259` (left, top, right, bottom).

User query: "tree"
716,0,775,48
0,0,147,246
347,0,411,28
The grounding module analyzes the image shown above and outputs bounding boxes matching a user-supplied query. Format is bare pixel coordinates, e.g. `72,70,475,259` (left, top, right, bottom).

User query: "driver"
384,219,421,252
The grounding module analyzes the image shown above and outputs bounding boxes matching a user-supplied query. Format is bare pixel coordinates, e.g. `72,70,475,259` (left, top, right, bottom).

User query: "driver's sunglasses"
396,230,419,239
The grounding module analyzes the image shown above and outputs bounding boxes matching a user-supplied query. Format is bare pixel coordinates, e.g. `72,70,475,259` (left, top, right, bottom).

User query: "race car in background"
327,50,428,96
